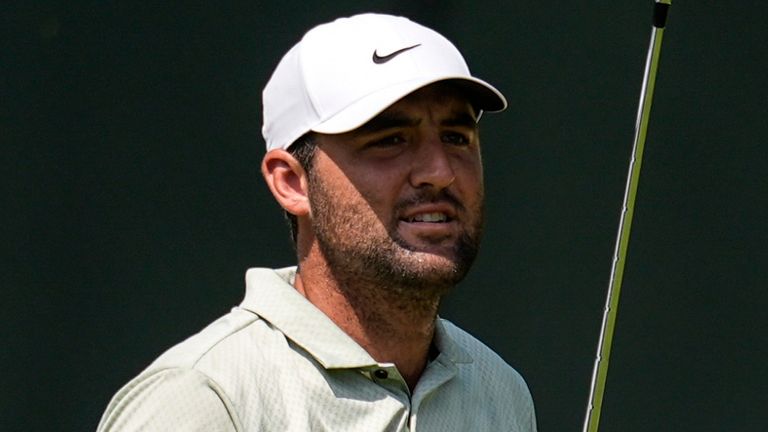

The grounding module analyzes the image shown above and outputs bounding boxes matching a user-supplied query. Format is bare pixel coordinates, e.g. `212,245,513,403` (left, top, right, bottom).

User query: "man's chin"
391,235,477,281
390,251,468,287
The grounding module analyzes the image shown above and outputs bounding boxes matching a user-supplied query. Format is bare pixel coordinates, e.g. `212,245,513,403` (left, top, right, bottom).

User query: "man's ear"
261,149,310,217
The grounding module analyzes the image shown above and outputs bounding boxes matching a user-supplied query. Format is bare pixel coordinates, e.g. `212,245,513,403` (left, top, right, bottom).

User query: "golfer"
97,13,537,431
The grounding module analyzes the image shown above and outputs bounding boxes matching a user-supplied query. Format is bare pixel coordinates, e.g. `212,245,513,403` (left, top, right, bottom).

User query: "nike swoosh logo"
372,44,421,64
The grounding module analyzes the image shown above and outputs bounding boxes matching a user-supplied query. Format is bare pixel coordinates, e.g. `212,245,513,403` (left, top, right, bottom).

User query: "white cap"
261,13,507,151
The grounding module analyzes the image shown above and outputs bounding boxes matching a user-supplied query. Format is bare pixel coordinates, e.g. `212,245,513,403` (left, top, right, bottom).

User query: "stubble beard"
308,171,484,304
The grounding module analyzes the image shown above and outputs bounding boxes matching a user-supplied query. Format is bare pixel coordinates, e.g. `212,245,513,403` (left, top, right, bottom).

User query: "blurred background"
3,1,766,430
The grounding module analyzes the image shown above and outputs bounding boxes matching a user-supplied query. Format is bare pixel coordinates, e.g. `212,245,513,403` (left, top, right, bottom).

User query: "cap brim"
311,76,506,135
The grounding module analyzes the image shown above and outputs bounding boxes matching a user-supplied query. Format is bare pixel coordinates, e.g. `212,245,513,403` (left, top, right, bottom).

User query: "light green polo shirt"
97,267,537,431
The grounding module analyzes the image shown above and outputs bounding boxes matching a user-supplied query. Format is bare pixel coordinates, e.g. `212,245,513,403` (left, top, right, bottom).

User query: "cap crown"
262,13,506,151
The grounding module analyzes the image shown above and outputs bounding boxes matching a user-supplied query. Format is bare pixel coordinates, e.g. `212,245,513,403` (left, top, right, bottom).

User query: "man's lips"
399,203,457,224
406,212,449,223
396,203,461,243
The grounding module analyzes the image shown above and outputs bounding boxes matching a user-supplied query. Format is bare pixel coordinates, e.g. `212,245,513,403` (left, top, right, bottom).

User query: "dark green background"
3,1,766,431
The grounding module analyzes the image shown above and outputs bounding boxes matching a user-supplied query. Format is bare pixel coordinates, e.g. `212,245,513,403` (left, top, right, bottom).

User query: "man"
97,13,536,431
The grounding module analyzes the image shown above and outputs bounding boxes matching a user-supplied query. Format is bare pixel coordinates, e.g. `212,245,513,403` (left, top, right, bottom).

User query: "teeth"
411,212,447,223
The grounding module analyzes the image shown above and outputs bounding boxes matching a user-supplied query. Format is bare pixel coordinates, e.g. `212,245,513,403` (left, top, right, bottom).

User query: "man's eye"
368,135,406,148
442,132,470,146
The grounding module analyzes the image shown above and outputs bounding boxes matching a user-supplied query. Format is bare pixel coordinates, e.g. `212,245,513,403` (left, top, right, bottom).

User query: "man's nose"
408,136,456,190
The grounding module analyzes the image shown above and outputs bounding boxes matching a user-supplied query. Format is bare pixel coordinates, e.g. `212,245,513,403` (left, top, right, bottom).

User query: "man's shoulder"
97,366,240,431
148,306,261,370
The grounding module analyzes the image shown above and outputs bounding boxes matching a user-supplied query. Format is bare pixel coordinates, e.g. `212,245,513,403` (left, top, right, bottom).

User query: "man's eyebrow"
355,112,420,135
441,111,478,129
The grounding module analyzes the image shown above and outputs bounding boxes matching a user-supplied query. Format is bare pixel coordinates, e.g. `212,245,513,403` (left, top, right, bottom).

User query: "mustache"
394,188,466,214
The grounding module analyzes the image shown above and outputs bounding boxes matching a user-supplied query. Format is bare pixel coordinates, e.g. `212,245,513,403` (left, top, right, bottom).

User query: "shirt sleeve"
97,368,240,432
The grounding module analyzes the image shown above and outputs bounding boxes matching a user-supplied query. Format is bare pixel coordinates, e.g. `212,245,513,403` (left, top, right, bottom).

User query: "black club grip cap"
653,2,670,28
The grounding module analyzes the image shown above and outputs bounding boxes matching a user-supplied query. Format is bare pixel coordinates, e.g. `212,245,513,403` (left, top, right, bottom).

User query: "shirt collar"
240,267,377,369
433,319,473,364
238,266,472,369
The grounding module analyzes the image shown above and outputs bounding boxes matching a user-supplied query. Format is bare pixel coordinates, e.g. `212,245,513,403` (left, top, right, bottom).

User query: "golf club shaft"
582,2,671,431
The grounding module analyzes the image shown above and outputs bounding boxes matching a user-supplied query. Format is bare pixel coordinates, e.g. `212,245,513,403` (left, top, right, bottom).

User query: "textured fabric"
97,267,537,431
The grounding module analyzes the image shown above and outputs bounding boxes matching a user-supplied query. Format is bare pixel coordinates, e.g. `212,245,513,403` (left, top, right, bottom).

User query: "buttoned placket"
361,363,413,430
359,353,459,432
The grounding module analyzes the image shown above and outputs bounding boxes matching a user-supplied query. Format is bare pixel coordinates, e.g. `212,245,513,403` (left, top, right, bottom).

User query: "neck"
294,244,441,390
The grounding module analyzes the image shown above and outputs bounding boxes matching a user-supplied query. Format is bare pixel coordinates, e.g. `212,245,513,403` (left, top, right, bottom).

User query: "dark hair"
285,133,317,245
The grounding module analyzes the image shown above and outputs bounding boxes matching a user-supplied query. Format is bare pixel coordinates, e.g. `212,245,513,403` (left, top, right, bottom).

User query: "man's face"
307,84,485,293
